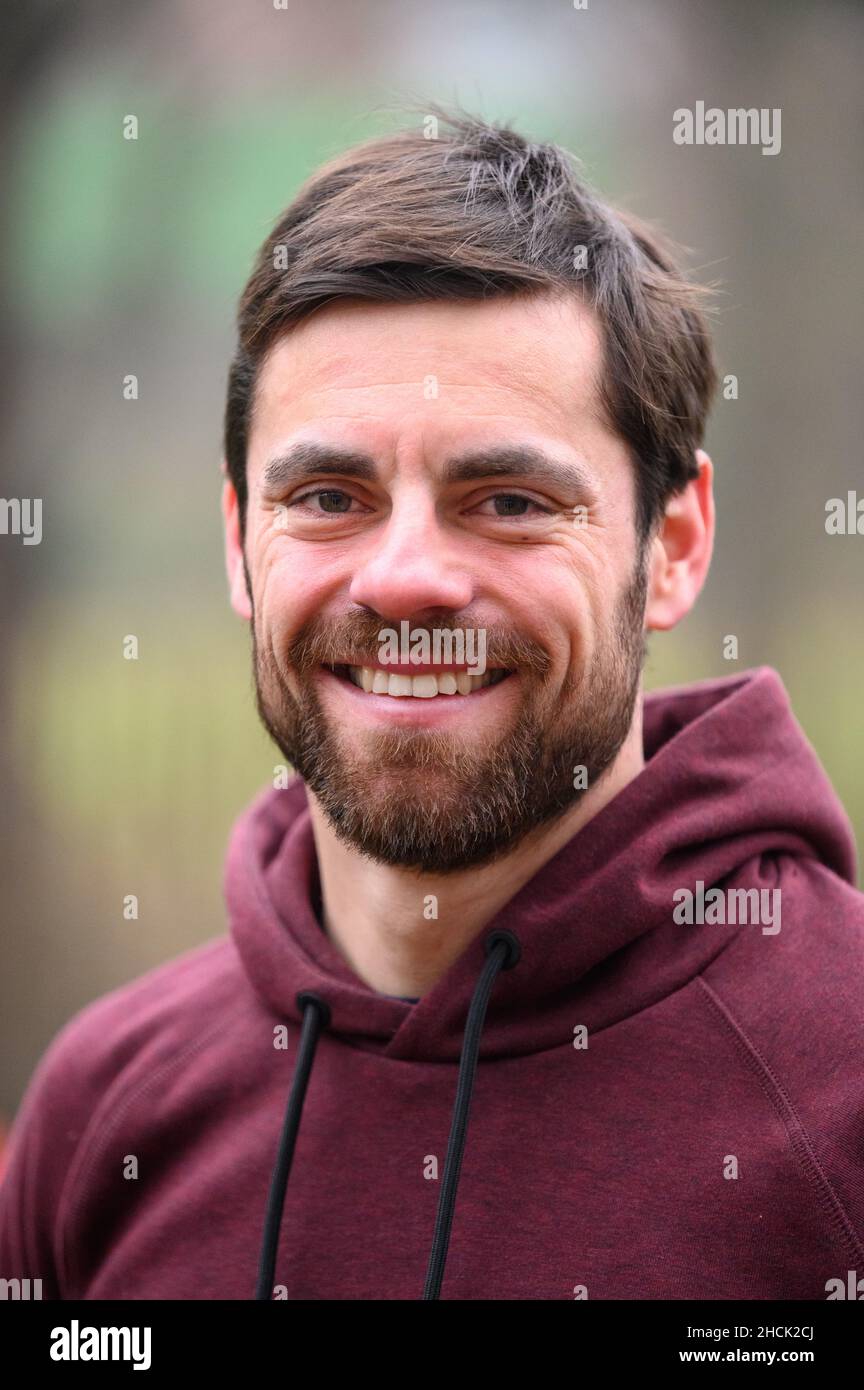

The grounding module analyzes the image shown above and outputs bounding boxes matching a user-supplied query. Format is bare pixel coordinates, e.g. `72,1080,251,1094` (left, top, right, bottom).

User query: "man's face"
233,291,649,871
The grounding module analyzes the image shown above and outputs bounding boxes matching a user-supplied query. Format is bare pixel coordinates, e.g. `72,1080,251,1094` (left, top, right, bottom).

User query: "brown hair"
225,106,716,541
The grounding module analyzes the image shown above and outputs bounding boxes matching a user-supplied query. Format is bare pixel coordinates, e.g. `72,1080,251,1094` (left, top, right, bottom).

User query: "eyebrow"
441,446,594,494
259,441,594,496
260,443,377,493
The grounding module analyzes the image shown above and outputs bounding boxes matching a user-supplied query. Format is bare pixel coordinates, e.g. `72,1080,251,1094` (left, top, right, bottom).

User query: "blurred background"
1,0,862,1147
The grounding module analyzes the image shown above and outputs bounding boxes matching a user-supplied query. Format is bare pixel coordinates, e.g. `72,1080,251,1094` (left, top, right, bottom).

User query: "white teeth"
345,666,506,697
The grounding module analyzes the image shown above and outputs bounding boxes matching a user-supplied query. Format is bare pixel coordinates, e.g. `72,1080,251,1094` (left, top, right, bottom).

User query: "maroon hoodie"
2,666,864,1301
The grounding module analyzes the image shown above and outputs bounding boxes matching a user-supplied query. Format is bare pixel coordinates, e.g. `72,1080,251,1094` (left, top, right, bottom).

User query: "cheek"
555,531,633,622
503,544,595,639
254,543,344,655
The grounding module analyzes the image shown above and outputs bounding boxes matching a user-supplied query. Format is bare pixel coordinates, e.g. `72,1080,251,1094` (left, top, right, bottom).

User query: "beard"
250,559,648,873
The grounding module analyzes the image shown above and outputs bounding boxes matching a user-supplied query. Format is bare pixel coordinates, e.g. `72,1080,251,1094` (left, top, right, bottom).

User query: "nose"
348,491,474,619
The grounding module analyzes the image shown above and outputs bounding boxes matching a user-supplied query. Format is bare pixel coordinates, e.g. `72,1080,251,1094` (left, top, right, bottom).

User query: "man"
2,110,863,1302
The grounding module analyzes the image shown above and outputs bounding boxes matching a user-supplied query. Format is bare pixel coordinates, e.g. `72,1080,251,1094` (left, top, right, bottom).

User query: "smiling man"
227,289,683,992
2,111,864,1303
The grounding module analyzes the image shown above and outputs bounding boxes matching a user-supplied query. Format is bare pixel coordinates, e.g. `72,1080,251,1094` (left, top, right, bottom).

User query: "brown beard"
250,559,648,872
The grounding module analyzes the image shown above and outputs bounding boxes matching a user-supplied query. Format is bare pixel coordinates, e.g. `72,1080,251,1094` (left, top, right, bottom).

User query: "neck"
307,701,645,998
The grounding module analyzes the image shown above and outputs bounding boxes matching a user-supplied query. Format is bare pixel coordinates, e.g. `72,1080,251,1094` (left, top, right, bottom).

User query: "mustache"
285,612,552,676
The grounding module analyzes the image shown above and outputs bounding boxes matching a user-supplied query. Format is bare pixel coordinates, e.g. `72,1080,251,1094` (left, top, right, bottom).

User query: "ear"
644,450,714,631
221,472,253,621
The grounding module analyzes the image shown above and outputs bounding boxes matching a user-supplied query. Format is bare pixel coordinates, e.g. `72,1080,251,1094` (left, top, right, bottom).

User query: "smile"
323,664,513,699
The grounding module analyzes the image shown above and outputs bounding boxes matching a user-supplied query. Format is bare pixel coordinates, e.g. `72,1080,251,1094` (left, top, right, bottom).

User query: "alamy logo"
673,102,781,156
672,882,781,935
0,497,42,545
825,491,864,535
377,621,487,676
0,1277,42,1299
825,1270,864,1299
50,1320,151,1370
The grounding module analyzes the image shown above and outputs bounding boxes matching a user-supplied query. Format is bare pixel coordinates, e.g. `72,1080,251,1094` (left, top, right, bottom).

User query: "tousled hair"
225,106,717,541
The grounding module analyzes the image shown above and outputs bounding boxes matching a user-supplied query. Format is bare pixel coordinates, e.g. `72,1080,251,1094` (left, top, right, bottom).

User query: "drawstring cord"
254,929,521,1301
422,928,521,1299
255,991,331,1301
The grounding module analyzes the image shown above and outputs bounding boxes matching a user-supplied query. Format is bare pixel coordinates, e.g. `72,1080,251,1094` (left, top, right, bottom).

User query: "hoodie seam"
697,976,864,1267
56,1010,244,1297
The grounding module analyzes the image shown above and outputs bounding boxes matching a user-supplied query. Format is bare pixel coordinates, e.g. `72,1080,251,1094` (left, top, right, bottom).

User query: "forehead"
248,292,611,450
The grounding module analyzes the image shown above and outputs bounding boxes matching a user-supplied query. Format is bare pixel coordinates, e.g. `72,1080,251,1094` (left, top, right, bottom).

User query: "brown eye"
314,490,353,513
493,494,532,517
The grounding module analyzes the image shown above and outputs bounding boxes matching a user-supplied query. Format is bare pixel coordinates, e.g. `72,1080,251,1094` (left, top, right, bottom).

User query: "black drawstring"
422,928,521,1299
255,990,330,1300
254,929,521,1300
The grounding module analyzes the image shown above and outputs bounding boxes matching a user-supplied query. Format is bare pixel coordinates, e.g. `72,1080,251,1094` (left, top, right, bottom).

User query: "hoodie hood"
226,666,856,1063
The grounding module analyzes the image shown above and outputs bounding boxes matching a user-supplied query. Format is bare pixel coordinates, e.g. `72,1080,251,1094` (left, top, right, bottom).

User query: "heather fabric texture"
2,666,863,1300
